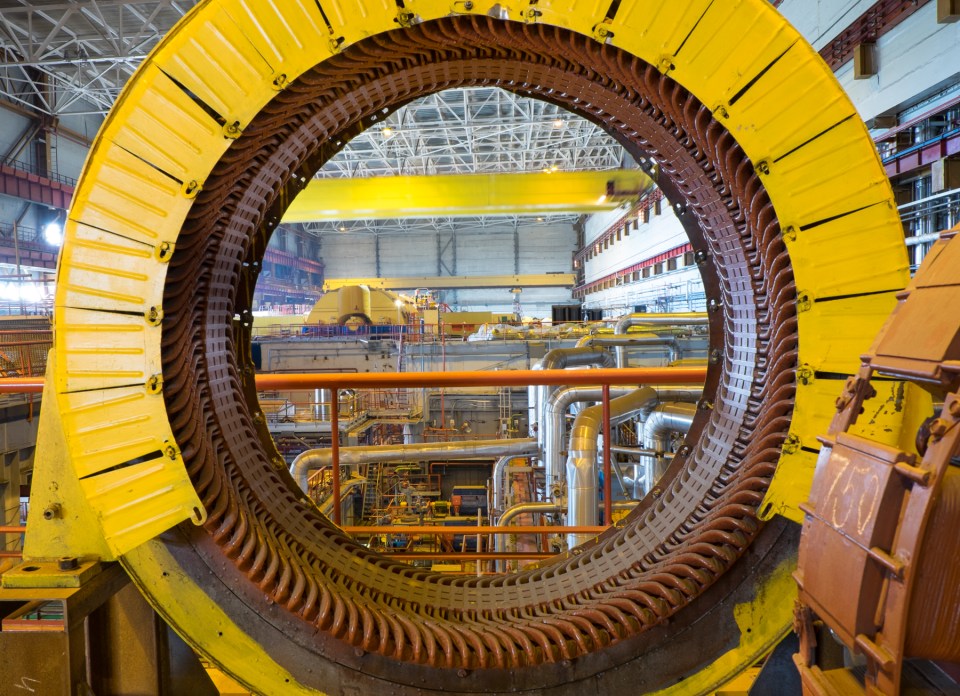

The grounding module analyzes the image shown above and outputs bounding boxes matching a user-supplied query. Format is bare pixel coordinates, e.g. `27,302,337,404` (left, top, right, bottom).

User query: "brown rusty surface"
795,225,960,695
905,467,960,661
159,17,796,690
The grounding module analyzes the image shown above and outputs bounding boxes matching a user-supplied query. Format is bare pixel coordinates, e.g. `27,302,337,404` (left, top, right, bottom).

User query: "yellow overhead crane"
323,274,575,291
283,169,652,221
12,0,920,694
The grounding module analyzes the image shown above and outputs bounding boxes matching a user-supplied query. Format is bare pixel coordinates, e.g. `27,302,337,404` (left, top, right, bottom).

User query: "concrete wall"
780,0,960,122
319,220,575,317
582,201,704,317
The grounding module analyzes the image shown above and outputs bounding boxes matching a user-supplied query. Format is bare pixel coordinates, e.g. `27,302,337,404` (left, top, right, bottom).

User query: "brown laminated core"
160,15,796,685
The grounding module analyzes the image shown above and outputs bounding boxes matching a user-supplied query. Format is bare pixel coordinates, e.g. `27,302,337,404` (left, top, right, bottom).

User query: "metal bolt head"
43,503,61,520
58,556,79,571
929,418,949,439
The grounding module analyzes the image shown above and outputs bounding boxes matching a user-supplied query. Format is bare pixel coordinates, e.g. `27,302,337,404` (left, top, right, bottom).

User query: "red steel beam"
0,163,73,209
883,128,960,178
602,385,612,526
331,389,341,525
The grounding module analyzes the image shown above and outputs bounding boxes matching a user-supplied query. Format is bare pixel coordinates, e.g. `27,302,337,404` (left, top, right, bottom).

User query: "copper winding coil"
160,17,796,687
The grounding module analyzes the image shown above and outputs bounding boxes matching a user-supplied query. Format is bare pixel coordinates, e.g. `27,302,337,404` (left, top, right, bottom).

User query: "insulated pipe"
641,403,698,495
566,387,658,549
549,387,703,537
535,347,615,451
494,501,563,572
544,386,635,491
613,312,709,333
575,334,680,367
612,313,708,367
318,476,366,519
495,500,644,571
491,454,526,515
292,438,538,491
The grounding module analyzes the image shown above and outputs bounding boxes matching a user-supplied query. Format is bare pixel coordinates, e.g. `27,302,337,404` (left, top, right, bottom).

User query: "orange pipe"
0,367,706,395
378,552,554,560
255,367,706,390
341,525,608,535
0,378,43,393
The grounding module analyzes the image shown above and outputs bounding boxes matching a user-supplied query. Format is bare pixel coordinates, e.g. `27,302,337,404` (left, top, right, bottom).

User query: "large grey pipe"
495,500,643,571
494,501,563,572
291,438,538,491
535,346,615,451
576,334,680,367
566,387,658,549
640,402,698,495
491,454,535,515
565,389,703,549
543,386,635,491
613,312,709,334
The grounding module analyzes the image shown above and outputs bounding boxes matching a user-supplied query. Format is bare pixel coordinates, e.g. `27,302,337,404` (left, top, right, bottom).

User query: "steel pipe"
490,454,542,516
534,347,615,450
494,501,564,571
640,402,698,495
292,438,538,490
566,387,661,548
576,333,680,367
543,386,634,491
613,312,709,332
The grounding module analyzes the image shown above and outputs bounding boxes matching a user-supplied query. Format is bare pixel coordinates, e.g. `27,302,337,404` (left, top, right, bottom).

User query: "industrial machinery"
5,0,958,694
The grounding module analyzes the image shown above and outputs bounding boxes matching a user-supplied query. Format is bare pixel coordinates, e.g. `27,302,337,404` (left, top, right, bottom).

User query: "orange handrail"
0,366,705,527
341,525,607,535
377,552,554,560
255,367,706,390
0,367,706,395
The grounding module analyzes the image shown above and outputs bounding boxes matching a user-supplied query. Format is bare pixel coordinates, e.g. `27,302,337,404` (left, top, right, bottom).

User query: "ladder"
362,463,382,520
498,387,513,437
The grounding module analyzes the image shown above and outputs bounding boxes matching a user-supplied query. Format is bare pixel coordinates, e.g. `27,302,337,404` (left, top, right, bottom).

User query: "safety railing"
0,525,26,559
0,157,77,188
0,329,52,377
255,368,705,525
0,366,707,558
251,319,619,343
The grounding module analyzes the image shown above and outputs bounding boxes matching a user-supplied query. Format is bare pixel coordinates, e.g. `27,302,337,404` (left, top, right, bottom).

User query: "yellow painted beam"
323,274,575,291
283,170,652,222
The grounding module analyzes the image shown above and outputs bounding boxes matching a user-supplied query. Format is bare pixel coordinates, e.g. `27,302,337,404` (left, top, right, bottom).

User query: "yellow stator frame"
27,0,914,693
